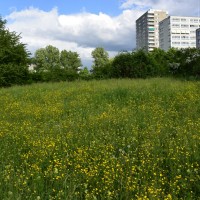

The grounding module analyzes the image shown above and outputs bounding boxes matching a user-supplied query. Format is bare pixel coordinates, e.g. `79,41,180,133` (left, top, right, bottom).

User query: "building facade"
159,16,200,51
136,9,168,52
196,28,200,48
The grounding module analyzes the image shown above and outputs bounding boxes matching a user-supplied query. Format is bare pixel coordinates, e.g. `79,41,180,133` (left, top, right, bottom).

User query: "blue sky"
1,0,199,67
1,0,121,17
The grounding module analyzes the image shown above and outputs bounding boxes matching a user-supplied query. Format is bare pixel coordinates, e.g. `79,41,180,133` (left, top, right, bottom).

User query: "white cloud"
120,0,152,10
120,0,200,16
6,7,142,67
5,1,199,67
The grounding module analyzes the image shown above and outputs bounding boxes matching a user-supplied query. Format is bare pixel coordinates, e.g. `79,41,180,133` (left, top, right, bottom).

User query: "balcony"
148,27,155,32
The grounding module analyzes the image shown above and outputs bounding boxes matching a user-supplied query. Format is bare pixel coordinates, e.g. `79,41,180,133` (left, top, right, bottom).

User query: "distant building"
136,9,168,52
196,28,200,48
159,16,200,51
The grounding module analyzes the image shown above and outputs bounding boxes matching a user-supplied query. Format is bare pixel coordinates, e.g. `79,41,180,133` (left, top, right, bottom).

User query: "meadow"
0,78,200,200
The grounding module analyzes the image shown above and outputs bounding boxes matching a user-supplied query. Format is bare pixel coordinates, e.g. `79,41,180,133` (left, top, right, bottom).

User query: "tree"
33,46,82,82
60,50,82,73
34,45,60,72
149,48,170,76
91,47,109,78
91,47,109,68
167,48,200,77
112,49,159,79
0,17,30,87
112,51,133,78
33,45,62,82
79,67,91,80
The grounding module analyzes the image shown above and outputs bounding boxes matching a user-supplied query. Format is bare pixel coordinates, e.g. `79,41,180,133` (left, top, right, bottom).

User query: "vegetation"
1,12,200,200
30,46,200,82
0,17,30,87
91,47,110,78
110,48,200,80
112,50,159,78
1,16,200,87
89,47,200,80
32,45,81,82
0,78,200,199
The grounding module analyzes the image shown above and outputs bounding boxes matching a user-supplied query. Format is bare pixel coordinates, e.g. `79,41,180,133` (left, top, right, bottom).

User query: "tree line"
1,17,200,87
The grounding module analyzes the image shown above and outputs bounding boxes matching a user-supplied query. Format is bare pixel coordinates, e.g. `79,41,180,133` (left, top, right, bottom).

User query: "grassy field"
0,78,200,200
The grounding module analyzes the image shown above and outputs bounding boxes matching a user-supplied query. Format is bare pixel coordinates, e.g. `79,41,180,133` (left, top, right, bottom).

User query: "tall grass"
0,78,200,199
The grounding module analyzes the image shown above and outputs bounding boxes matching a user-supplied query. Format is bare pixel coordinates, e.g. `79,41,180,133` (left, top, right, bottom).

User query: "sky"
1,0,200,67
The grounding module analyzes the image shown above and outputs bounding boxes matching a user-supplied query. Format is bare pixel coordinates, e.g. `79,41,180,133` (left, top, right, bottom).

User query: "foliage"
91,47,109,68
0,78,200,199
0,17,30,87
60,50,82,73
1,16,200,87
131,49,158,78
0,64,29,87
112,51,134,78
34,45,60,72
148,48,170,76
92,60,113,79
33,46,82,82
79,67,92,80
91,47,110,78
167,48,200,78
112,50,159,78
103,48,200,79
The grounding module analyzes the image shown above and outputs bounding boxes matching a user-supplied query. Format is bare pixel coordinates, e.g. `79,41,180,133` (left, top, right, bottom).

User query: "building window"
181,42,189,45
190,25,198,28
181,18,187,22
181,35,189,39
172,36,180,39
172,42,180,45
172,18,180,22
172,24,180,28
181,24,189,28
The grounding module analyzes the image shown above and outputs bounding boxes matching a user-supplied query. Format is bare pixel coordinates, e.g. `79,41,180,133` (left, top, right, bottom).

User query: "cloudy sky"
1,0,200,67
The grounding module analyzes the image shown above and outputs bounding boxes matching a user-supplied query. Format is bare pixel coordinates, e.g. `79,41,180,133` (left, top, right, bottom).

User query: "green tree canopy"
0,17,30,86
167,48,200,77
32,46,82,82
91,47,109,68
91,47,110,78
60,50,82,72
79,67,91,80
34,45,60,72
112,50,159,78
148,48,170,76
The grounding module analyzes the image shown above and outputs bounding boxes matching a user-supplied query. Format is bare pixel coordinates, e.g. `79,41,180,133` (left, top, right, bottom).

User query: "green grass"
0,78,200,199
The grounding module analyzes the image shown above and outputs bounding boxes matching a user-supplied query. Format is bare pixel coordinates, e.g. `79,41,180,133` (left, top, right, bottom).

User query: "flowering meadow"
0,78,200,199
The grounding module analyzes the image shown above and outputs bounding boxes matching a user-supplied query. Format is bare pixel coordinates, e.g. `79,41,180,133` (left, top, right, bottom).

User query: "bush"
0,17,30,87
0,64,29,87
112,50,160,78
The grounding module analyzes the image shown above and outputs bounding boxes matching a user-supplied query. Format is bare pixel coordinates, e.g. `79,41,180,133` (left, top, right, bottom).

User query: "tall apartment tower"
159,16,200,51
196,28,200,48
136,9,168,52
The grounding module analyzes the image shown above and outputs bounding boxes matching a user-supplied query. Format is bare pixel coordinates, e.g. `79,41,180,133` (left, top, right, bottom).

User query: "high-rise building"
196,28,200,48
159,16,200,51
136,9,168,52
